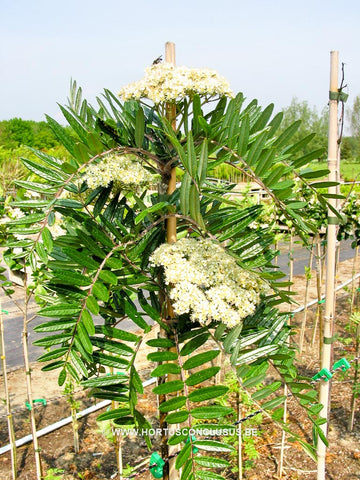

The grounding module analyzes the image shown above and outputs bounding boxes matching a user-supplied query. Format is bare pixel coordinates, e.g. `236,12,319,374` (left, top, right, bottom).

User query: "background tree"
279,97,328,160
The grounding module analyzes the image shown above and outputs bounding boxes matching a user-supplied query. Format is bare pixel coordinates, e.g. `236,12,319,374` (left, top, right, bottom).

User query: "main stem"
317,50,339,480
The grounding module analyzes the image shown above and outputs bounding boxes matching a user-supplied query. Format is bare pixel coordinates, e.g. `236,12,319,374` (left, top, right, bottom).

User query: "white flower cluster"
119,63,233,104
150,238,268,328
83,154,159,192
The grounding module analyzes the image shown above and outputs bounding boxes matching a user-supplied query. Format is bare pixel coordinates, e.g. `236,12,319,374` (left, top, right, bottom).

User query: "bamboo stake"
349,321,360,431
278,230,294,478
317,50,339,480
237,398,243,480
299,237,315,352
0,302,17,479
311,239,324,352
22,271,43,479
162,41,180,480
350,246,358,317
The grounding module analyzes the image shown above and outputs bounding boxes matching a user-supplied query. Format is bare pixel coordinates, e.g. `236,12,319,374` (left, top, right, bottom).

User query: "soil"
0,254,360,480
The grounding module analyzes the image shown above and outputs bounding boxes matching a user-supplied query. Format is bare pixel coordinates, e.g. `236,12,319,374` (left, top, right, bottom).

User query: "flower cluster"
82,154,159,192
150,238,268,328
119,63,233,104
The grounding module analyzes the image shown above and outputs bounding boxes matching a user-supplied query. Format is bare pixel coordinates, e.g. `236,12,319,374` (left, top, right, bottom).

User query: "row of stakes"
1,306,358,478
127,356,358,479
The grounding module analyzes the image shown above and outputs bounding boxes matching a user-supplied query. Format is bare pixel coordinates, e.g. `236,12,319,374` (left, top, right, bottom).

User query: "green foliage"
0,78,338,479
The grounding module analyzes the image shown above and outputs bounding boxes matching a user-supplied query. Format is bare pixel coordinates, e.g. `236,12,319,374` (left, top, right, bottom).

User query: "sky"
0,0,359,124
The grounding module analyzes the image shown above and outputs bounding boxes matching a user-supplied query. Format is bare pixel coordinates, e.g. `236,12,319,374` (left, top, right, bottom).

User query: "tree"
349,95,360,158
280,97,328,160
2,65,336,479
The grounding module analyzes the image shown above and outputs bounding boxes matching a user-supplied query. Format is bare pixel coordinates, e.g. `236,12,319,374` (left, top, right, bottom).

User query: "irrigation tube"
1,273,359,456
292,272,360,314
0,378,156,455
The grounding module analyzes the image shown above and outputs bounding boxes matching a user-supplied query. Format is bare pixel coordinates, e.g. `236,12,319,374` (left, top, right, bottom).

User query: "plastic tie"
149,452,165,479
332,358,351,372
312,368,333,383
25,399,47,411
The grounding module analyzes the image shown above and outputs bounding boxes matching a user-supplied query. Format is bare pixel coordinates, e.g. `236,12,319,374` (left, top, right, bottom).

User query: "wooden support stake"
317,50,339,480
162,40,180,480
0,300,17,479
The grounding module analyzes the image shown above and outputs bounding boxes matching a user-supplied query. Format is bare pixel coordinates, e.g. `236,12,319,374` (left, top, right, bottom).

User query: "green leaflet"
189,183,205,230
193,440,235,452
159,396,187,413
98,269,118,285
146,338,175,348
37,302,81,318
188,386,228,403
182,350,220,370
82,374,128,388
261,395,287,410
94,325,139,343
180,333,210,356
92,281,109,302
175,442,191,470
81,309,95,336
33,333,72,347
147,351,178,362
185,367,220,387
191,406,234,419
37,347,68,362
194,456,230,468
151,363,181,377
134,202,170,225
152,380,184,395
180,172,192,215
97,408,131,421
165,410,189,424
196,471,226,480
92,352,129,368
135,107,145,148
86,295,99,315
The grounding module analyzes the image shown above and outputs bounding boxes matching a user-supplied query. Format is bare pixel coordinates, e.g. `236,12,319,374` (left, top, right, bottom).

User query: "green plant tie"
149,452,164,479
1,309,8,314
312,368,333,383
318,299,325,304
332,358,351,372
329,90,349,102
25,398,47,411
323,333,339,344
